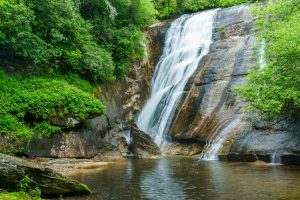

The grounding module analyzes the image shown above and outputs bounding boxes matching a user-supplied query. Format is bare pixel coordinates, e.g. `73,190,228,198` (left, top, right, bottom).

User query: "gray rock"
28,128,98,158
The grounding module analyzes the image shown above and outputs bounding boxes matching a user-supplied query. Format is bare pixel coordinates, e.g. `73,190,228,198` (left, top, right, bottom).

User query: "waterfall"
124,130,132,145
270,152,282,164
200,118,242,160
137,10,217,149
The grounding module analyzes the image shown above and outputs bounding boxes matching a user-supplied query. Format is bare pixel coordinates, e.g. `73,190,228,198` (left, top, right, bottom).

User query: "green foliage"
0,70,105,142
18,175,32,192
2,176,42,199
0,0,47,63
0,0,159,79
29,188,41,200
0,191,41,200
236,0,300,117
0,115,32,141
111,25,146,77
0,0,115,81
154,0,252,18
129,0,158,27
77,0,153,78
34,122,61,138
154,0,179,18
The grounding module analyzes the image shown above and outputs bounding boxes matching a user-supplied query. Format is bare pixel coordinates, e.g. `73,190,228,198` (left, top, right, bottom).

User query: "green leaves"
236,0,300,118
0,0,115,81
0,71,105,142
153,0,252,18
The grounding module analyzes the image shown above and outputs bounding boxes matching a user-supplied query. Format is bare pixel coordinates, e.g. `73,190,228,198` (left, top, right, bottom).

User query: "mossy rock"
0,153,91,198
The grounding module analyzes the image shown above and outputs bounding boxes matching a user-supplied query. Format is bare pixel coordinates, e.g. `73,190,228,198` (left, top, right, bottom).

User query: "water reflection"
67,157,300,200
141,158,186,200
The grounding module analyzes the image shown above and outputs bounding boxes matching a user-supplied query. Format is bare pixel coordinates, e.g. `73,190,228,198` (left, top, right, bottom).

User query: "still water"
67,157,300,200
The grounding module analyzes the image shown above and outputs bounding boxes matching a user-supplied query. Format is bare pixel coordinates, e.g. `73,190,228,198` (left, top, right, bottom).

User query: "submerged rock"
0,153,91,198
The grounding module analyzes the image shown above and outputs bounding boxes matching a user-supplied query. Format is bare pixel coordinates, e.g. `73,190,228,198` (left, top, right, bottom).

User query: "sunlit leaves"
236,0,300,117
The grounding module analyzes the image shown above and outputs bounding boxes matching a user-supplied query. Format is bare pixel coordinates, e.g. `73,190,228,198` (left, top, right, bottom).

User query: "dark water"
66,157,300,200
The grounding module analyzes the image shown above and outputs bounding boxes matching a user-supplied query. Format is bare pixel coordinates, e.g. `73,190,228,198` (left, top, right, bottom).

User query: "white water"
270,151,282,164
124,130,132,145
200,40,269,160
137,10,217,149
259,41,267,69
201,118,242,160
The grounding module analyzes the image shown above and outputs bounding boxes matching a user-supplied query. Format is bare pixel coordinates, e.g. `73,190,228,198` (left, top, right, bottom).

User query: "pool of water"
66,157,300,200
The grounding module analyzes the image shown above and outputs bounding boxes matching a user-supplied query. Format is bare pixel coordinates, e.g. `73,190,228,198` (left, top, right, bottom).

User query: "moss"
56,175,91,194
0,192,42,200
217,26,225,33
77,183,91,193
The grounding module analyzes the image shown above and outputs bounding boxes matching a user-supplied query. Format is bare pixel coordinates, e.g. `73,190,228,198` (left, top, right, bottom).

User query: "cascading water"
137,10,217,149
270,151,282,164
200,41,268,160
200,118,242,160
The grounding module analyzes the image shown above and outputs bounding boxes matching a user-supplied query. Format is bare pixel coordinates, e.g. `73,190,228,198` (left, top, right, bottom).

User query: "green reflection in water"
67,157,300,200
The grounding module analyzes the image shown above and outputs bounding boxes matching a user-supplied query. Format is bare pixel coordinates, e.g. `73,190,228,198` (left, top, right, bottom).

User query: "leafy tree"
0,0,47,63
129,0,158,27
236,0,300,117
154,0,252,18
154,0,178,18
0,0,115,81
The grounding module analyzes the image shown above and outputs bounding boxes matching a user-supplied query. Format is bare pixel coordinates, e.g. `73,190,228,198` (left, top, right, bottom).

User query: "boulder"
0,153,91,198
28,128,98,158
131,124,161,158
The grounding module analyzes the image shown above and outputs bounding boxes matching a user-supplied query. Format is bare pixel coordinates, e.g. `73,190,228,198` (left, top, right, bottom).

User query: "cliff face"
0,23,167,158
159,5,300,164
168,5,254,141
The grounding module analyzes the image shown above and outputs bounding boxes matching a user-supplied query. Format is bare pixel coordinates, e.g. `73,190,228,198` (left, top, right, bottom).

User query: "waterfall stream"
270,151,282,164
137,10,217,149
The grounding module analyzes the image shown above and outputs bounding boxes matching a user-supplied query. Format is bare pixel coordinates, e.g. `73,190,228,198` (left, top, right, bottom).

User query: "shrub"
0,70,105,142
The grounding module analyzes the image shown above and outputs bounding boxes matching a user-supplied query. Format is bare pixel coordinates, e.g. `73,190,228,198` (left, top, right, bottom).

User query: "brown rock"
131,124,161,158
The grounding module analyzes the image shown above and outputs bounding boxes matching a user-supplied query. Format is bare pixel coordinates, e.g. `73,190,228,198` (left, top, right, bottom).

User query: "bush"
236,0,300,117
0,70,105,142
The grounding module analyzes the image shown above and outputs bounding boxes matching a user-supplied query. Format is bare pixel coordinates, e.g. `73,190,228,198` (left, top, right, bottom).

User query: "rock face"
147,4,300,163
228,115,300,164
0,153,91,198
166,5,255,150
28,128,97,158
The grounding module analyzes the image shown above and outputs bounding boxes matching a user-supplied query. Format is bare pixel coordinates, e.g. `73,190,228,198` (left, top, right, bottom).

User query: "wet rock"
131,124,161,158
0,153,91,198
166,5,255,146
116,136,131,157
281,154,300,165
164,143,204,156
223,153,258,162
229,127,300,163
